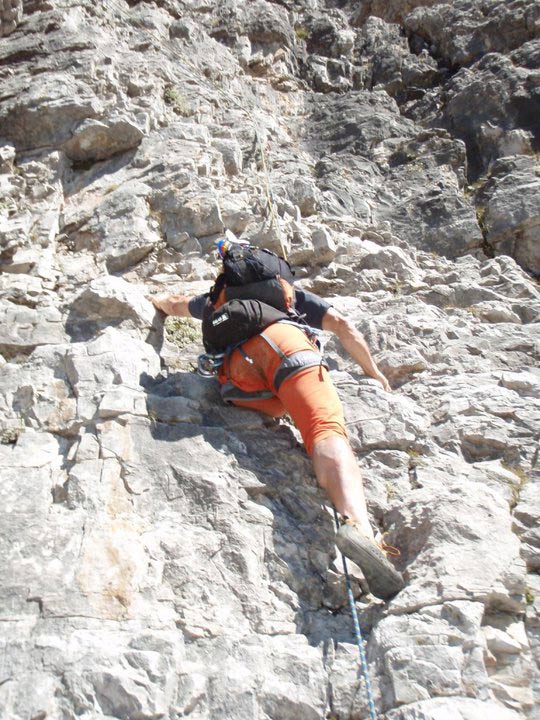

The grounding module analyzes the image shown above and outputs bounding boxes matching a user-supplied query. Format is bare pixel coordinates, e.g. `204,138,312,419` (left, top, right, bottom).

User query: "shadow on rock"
139,369,377,647
65,276,163,350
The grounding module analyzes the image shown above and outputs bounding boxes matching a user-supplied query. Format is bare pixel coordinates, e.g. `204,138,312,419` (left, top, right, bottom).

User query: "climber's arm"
322,307,391,392
151,294,194,317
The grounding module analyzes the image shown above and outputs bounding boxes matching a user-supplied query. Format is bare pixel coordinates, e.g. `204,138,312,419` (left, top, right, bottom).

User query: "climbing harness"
333,508,378,720
203,319,327,404
198,314,313,378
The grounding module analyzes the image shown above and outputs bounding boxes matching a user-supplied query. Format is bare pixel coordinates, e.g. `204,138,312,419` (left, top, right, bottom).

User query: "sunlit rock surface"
0,1,539,718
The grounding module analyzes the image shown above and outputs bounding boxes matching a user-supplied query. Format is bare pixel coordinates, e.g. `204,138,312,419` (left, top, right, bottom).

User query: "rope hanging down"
103,0,289,262
333,508,378,720
255,132,289,261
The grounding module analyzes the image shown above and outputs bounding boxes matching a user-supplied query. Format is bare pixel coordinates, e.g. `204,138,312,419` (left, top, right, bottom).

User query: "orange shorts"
218,323,347,455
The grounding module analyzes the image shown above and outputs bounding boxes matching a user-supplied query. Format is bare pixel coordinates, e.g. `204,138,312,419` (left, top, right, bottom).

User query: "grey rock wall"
0,1,539,719
0,0,22,37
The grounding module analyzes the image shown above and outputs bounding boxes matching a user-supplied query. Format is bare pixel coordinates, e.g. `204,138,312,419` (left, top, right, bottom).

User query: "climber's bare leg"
311,435,375,541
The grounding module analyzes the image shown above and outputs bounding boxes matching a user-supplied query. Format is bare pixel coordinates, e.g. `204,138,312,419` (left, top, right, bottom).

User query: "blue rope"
333,509,378,720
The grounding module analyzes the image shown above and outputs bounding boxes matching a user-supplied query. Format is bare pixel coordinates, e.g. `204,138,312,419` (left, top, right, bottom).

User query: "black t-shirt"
188,288,331,330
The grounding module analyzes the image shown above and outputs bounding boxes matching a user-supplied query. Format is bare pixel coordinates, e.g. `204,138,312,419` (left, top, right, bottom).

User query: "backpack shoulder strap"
209,273,227,306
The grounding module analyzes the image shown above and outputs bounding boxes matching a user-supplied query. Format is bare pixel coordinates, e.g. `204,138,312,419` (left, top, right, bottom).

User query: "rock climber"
151,242,404,600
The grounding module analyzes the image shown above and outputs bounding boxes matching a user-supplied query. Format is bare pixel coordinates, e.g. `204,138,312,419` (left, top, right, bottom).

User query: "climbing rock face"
0,1,539,719
476,157,540,276
0,0,22,36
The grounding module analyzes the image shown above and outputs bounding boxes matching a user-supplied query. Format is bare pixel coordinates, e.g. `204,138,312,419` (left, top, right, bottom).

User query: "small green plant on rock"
165,316,201,350
294,26,309,40
476,205,488,232
525,589,535,605
406,448,423,464
465,305,481,316
501,462,530,509
0,199,16,216
1,426,22,445
163,85,193,117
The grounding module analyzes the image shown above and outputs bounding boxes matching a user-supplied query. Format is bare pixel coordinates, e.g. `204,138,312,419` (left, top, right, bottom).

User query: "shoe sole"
336,525,405,601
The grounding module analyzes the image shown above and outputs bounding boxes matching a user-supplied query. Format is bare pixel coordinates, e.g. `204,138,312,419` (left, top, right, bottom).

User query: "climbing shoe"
336,522,405,601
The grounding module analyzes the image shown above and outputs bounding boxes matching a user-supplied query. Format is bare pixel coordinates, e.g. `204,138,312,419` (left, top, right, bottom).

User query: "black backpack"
209,245,296,313
222,245,295,287
202,298,288,353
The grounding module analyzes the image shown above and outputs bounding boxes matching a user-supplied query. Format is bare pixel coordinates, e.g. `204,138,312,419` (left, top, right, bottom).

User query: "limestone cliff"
1,1,539,719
